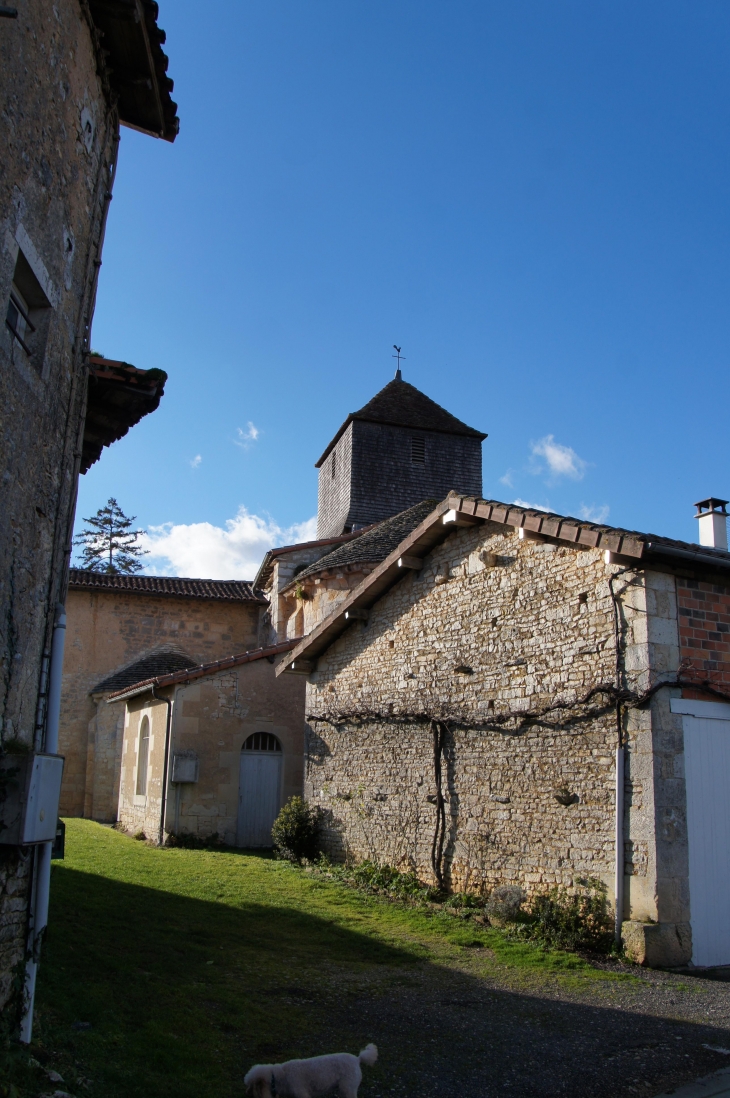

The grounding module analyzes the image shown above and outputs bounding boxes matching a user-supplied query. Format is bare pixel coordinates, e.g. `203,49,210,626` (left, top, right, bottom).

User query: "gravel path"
302,955,730,1097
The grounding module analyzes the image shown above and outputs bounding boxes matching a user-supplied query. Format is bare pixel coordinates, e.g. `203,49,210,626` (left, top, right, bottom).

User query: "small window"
411,436,426,465
136,715,150,796
6,284,33,352
5,248,52,369
331,449,337,479
243,732,282,752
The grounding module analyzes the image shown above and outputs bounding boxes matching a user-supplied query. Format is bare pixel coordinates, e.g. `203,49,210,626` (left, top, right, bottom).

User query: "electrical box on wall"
0,753,65,845
171,752,198,783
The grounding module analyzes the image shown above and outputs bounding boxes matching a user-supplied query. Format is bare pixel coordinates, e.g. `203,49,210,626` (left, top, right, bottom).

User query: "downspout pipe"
20,604,66,1044
152,685,173,847
614,741,625,944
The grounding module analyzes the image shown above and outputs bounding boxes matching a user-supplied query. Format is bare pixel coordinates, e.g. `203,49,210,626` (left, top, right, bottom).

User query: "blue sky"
78,0,730,578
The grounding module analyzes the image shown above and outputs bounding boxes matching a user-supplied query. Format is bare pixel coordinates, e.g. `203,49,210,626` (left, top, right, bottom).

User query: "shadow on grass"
31,864,730,1098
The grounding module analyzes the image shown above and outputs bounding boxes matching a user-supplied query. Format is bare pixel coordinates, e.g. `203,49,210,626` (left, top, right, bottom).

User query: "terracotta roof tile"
68,569,265,603
82,356,167,473
278,494,730,673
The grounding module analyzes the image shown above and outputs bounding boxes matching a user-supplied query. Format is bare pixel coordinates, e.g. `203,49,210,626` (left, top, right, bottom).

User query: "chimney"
694,497,729,551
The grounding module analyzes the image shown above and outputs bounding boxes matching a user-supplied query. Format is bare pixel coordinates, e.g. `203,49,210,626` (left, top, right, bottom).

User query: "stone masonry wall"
0,0,119,1010
305,522,674,922
59,587,263,819
118,659,305,845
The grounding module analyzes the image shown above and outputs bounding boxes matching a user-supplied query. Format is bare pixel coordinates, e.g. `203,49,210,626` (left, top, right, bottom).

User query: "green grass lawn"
11,820,630,1098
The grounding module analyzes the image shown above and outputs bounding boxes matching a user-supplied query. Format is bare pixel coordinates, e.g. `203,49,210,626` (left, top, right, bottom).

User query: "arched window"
136,715,150,796
243,732,282,753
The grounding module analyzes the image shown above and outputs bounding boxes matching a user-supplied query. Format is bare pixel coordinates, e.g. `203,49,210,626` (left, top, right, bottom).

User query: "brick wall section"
59,588,263,819
677,578,730,688
317,421,482,537
304,523,688,945
0,0,120,1010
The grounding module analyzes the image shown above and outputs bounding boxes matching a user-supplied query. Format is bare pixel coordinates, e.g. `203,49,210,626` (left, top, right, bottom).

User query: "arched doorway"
237,732,283,847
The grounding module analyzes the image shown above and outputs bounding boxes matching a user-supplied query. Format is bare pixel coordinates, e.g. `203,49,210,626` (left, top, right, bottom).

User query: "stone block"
621,920,691,967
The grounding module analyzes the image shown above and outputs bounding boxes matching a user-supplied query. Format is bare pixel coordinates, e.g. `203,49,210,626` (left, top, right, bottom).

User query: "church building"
59,371,485,841
315,371,486,537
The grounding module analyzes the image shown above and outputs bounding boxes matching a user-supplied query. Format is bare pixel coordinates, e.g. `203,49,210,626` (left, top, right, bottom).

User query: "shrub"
133,830,146,842
165,831,224,850
442,891,484,910
485,885,526,925
319,857,439,902
271,797,321,862
511,878,613,953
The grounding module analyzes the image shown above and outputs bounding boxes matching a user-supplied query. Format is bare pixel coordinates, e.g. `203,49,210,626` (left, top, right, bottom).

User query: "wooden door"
237,749,282,848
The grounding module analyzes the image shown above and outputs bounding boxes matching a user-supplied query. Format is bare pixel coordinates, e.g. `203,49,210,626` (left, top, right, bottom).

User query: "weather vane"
392,345,405,379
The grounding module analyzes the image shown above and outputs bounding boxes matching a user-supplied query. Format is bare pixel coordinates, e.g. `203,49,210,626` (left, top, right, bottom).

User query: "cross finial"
392,345,405,380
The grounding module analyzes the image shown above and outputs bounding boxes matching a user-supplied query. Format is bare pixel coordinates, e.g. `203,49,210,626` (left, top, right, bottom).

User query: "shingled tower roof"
315,378,486,467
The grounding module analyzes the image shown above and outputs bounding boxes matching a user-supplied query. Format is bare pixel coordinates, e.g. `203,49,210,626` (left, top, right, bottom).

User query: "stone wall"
117,658,306,845
264,543,353,643
304,522,686,942
0,0,119,1009
285,566,374,640
59,587,263,819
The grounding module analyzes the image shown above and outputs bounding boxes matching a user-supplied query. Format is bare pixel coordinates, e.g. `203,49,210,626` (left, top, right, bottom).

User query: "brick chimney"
695,497,729,551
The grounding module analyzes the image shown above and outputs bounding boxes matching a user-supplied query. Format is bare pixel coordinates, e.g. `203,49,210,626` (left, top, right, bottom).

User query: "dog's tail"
358,1043,378,1067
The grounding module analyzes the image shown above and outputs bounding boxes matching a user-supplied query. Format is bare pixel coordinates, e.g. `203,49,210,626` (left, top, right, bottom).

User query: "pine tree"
73,498,148,574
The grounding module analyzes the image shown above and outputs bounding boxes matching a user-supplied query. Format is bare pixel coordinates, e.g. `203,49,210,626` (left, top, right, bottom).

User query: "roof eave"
87,0,179,142
644,542,730,571
314,415,487,468
315,416,353,468
278,495,730,675
108,639,300,702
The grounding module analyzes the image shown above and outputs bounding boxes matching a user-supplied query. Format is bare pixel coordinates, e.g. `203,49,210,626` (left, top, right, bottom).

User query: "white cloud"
579,503,610,524
190,454,202,468
235,422,260,449
499,470,514,488
530,435,587,480
140,508,318,580
513,498,551,512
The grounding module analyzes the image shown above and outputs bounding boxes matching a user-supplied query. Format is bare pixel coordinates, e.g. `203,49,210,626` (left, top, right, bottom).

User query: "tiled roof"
315,379,487,467
87,1,179,142
287,501,439,587
93,649,196,694
82,356,167,473
68,568,266,603
446,496,730,564
106,640,300,702
278,493,730,674
253,531,365,591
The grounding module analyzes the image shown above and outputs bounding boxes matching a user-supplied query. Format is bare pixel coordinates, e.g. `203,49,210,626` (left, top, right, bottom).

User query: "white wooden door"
237,751,282,848
678,701,730,966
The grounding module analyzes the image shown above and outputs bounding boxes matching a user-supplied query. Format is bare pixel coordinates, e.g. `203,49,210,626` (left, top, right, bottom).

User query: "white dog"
244,1043,378,1098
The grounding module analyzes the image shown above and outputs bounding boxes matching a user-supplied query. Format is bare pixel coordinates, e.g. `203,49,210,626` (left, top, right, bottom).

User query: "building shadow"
38,861,730,1098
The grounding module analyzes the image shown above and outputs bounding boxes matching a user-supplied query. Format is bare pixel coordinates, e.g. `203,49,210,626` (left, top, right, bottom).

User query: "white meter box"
0,753,65,845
